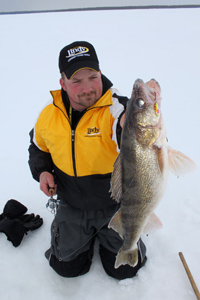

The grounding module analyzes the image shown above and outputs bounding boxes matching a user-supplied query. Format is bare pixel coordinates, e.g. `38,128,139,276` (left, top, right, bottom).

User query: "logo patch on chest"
85,127,102,137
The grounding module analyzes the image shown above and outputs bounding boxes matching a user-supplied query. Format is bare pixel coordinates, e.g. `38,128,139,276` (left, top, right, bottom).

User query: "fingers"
39,172,57,196
33,215,43,230
17,213,34,222
120,113,126,128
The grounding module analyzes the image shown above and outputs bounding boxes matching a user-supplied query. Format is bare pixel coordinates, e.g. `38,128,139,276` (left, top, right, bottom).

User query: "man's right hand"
39,172,57,196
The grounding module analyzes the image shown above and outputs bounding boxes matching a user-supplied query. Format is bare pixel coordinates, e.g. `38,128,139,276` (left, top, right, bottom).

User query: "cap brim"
64,60,99,79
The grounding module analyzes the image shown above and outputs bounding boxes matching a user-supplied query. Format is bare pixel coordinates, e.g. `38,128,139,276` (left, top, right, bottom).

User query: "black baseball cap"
59,41,100,79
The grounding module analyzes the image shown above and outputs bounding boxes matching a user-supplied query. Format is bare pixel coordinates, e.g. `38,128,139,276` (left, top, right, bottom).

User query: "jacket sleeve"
112,93,128,149
28,129,54,182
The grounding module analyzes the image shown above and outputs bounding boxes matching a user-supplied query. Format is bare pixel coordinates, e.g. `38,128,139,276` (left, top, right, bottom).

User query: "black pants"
48,239,147,280
47,202,147,280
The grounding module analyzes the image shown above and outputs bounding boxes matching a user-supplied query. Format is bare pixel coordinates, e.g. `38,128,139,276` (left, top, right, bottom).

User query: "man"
28,41,146,280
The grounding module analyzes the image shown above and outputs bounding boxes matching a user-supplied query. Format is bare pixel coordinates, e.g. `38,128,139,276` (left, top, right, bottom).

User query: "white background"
0,7,200,300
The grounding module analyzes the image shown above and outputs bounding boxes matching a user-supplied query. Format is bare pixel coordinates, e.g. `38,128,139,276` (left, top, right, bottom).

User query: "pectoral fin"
168,147,196,177
108,208,123,239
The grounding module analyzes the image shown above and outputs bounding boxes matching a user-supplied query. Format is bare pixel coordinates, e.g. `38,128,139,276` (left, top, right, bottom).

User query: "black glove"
0,217,25,247
2,199,27,219
0,199,43,247
17,213,43,233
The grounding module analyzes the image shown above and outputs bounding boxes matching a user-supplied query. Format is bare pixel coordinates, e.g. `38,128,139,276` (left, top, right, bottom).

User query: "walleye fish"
108,79,196,269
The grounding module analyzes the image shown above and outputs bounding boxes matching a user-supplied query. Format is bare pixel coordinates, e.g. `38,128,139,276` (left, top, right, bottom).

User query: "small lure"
154,102,159,116
154,92,159,116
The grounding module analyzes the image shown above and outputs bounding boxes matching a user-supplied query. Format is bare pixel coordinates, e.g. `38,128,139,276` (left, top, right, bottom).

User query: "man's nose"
82,84,93,94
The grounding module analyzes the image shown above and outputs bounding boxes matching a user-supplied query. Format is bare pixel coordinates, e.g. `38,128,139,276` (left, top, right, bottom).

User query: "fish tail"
114,246,138,269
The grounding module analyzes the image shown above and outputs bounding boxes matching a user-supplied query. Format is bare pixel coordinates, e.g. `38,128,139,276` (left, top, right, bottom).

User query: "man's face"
60,69,103,111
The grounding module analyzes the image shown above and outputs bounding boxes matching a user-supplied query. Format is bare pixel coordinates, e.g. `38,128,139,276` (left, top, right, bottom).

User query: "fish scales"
120,133,164,249
108,78,196,269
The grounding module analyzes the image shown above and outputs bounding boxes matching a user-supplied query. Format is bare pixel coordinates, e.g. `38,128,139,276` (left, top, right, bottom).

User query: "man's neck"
69,100,85,112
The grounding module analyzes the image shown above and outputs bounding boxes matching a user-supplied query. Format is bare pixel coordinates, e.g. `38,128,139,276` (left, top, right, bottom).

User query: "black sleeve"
28,129,54,182
113,94,128,149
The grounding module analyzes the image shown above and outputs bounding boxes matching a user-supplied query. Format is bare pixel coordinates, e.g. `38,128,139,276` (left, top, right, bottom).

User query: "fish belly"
115,145,165,268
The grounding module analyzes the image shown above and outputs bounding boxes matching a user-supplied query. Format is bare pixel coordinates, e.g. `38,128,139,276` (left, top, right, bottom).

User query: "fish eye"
136,98,145,108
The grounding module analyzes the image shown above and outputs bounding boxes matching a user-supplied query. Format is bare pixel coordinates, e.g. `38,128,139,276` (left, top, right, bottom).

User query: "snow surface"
0,7,200,300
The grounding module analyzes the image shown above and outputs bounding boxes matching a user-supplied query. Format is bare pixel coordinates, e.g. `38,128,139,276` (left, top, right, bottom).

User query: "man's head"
59,41,100,80
59,42,103,111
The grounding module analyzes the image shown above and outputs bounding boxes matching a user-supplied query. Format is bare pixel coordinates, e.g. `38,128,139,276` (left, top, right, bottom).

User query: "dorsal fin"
110,153,123,203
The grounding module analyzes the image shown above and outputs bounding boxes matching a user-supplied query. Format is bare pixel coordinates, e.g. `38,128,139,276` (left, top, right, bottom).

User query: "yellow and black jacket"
29,75,127,210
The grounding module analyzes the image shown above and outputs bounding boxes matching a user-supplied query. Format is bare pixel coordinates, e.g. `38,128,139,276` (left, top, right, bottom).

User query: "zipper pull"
72,129,75,142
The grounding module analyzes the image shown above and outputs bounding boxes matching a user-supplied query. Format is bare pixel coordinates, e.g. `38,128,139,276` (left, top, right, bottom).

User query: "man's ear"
60,78,66,91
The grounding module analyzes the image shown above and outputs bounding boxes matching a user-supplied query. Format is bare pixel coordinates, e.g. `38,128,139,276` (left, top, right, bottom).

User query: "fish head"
124,79,163,146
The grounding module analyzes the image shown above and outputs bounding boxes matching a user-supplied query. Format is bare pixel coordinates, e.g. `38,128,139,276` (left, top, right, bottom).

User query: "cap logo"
66,46,89,58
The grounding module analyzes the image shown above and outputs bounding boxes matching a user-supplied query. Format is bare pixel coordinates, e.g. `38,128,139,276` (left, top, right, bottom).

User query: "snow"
0,7,200,300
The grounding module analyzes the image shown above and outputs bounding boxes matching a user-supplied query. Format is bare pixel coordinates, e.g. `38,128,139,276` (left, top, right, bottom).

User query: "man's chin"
82,97,97,106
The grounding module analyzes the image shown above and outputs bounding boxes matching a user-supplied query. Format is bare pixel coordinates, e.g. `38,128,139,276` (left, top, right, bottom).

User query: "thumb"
46,176,57,195
120,113,126,128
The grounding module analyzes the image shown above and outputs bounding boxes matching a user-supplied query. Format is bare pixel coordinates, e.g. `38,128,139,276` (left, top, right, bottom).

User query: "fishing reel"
46,188,60,215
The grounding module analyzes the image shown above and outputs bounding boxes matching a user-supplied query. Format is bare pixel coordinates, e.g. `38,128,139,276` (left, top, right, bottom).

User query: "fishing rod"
179,252,200,300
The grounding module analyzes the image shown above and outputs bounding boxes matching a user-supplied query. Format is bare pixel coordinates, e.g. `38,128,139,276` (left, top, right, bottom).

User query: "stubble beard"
77,91,98,108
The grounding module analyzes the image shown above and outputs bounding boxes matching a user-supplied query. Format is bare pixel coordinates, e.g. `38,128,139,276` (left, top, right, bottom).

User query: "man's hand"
120,113,126,128
39,172,57,196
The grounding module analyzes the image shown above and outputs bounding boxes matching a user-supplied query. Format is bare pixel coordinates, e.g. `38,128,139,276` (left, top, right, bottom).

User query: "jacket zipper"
71,129,77,176
54,100,111,177
53,101,77,176
71,105,111,177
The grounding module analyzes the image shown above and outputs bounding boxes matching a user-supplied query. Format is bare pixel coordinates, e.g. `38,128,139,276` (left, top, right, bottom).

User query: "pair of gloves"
0,199,43,247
